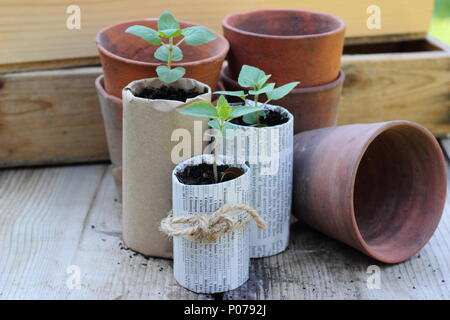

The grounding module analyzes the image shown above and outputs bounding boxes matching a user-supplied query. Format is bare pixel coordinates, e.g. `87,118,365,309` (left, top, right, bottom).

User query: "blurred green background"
430,0,450,44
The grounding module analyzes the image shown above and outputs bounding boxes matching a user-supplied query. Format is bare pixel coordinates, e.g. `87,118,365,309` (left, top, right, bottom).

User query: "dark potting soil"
135,85,207,102
176,163,244,185
231,109,289,127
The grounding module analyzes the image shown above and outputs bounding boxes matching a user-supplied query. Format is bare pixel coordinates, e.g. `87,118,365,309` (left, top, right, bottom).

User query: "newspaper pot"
95,75,123,200
293,121,447,263
122,78,210,258
97,18,229,98
172,155,251,293
223,9,345,87
221,67,344,134
222,103,293,258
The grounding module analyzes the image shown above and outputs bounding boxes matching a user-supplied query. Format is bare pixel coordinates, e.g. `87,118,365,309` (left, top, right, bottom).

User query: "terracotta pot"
223,9,345,87
293,121,447,263
97,18,229,98
95,75,123,201
221,67,345,134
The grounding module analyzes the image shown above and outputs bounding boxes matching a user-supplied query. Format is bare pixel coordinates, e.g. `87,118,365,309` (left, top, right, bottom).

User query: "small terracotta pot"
221,67,345,134
223,9,345,87
97,18,229,98
293,121,447,263
95,75,123,201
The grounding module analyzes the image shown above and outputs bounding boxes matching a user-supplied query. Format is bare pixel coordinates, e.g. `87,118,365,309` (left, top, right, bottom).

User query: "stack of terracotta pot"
222,9,346,134
95,18,229,200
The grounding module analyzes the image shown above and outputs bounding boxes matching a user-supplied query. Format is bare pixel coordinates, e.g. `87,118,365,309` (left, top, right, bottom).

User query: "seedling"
125,11,217,83
180,95,263,183
215,65,299,125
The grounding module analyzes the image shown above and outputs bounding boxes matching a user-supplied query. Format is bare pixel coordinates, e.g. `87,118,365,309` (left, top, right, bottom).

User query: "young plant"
215,65,300,125
180,95,263,183
125,11,217,83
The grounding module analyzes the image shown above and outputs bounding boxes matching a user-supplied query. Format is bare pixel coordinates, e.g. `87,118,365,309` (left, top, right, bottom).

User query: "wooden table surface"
0,143,449,300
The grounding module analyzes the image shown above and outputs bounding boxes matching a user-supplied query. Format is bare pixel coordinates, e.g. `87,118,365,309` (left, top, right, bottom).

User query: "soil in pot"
175,163,244,185
231,109,289,127
135,85,207,101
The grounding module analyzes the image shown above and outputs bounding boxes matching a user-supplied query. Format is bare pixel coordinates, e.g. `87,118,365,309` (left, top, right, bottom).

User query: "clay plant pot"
122,78,210,258
221,67,345,134
97,18,229,98
223,9,345,87
171,155,251,293
95,75,123,201
293,121,447,263
222,103,293,258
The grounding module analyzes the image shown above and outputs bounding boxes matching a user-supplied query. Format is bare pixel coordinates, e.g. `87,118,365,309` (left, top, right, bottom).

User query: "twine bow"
160,204,266,243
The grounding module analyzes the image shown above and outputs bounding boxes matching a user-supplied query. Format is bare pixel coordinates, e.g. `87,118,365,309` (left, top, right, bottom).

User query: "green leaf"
159,29,182,38
125,25,162,45
230,106,264,119
180,101,218,118
154,45,183,62
216,96,232,119
156,66,185,83
257,74,272,87
182,26,217,45
208,119,220,130
249,83,275,95
243,112,258,125
238,65,267,88
214,90,247,98
158,11,180,31
266,82,300,100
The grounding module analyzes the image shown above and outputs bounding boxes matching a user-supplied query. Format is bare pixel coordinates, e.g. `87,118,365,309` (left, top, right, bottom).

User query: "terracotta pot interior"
353,125,444,259
98,20,225,63
226,10,343,36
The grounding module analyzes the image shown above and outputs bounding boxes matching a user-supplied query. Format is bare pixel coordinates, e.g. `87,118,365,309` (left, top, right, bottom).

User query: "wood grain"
0,162,448,299
0,0,433,71
340,50,450,137
0,67,108,167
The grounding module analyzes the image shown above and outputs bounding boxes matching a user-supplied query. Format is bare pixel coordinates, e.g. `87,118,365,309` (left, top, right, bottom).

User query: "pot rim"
95,75,122,104
222,9,346,40
228,102,294,130
348,120,447,263
123,77,211,103
96,18,230,68
172,154,250,188
221,66,345,92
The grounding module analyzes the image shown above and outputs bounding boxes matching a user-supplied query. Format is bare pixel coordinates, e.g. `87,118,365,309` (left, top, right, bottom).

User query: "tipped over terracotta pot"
97,18,229,98
293,121,447,263
221,67,345,134
223,9,345,87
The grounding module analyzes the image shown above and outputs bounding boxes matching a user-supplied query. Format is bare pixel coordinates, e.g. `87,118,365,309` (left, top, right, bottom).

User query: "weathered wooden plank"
0,163,448,299
339,50,450,137
0,164,107,299
0,0,433,71
0,67,108,167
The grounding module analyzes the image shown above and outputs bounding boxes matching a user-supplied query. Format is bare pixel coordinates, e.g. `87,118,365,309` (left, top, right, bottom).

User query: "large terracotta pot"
221,67,345,134
223,9,345,87
95,75,122,201
293,121,447,263
97,18,229,98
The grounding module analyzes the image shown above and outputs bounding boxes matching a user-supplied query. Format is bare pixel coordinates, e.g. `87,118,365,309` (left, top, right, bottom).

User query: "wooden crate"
0,37,448,168
0,0,433,72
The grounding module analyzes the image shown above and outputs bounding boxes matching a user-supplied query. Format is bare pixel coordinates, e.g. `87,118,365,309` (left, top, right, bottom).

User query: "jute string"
160,204,266,243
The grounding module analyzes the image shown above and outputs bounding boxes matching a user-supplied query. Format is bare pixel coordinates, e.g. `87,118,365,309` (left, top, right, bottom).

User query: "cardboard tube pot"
95,75,123,200
122,78,210,258
97,18,229,98
172,155,251,293
221,67,345,134
223,9,345,87
293,121,447,263
222,103,293,258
